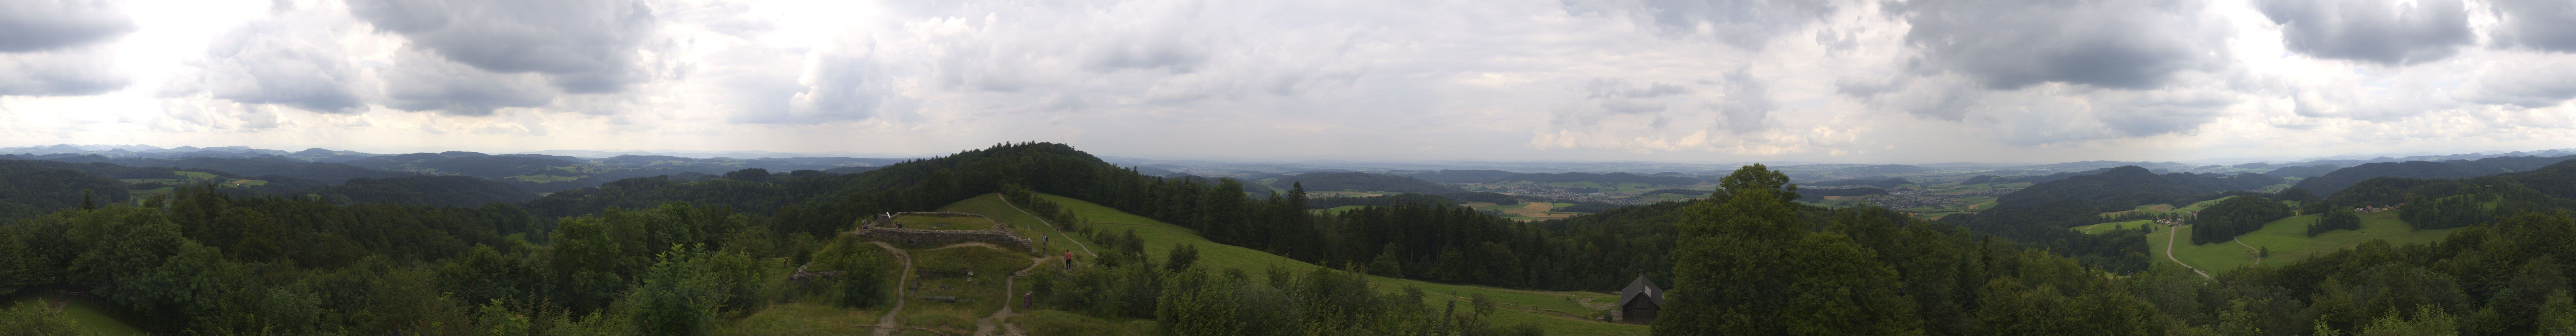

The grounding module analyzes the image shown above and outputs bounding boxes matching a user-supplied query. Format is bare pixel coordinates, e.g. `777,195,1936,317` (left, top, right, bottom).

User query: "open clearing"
951,193,1645,336
2145,211,2453,273
1,291,149,336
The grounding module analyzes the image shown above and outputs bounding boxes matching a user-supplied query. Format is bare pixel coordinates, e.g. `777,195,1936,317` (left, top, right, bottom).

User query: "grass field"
2073,220,2158,234
962,193,1647,335
716,303,886,336
1464,201,1587,221
890,215,997,230
2147,211,2454,273
0,293,148,336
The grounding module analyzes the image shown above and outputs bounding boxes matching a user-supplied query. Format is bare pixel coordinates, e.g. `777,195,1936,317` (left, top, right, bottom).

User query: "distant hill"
1797,187,1887,202
1992,166,2284,213
1843,164,1931,174
347,154,580,178
29,156,418,183
1269,172,1465,194
1981,167,2121,184
1493,172,1701,185
1808,178,1909,188
0,160,128,218
1400,169,1521,183
2262,164,2341,178
311,176,538,207
2286,155,2576,195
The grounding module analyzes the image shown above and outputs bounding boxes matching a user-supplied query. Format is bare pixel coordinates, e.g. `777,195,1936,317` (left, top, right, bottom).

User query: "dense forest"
2188,196,2295,245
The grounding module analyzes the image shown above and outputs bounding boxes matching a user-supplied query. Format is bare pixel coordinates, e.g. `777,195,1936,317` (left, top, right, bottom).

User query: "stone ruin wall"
853,212,1033,252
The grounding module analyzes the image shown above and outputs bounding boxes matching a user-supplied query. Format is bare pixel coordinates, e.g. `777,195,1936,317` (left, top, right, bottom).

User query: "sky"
1,0,2572,164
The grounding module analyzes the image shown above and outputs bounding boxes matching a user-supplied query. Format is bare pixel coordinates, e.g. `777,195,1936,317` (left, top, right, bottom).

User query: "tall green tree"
1654,164,1922,335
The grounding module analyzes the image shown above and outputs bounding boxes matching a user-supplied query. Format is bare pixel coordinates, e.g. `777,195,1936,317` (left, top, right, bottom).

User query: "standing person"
1063,251,1073,270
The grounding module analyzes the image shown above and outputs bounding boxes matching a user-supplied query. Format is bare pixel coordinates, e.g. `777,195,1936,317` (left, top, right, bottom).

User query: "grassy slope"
949,193,1645,336
2148,211,2453,273
2073,220,2157,234
0,295,148,336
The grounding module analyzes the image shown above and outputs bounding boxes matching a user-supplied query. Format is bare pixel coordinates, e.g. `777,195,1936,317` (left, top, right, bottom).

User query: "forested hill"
2292,155,2576,195
1949,166,2283,272
1990,166,2283,213
1265,172,1465,194
310,176,540,207
1398,169,1519,183
0,160,127,218
17,155,419,183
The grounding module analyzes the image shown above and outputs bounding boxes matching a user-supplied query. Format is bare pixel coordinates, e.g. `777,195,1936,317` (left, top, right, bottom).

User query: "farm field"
1465,201,1587,221
2098,197,2238,218
951,193,1647,336
2072,220,2159,234
2145,211,2453,273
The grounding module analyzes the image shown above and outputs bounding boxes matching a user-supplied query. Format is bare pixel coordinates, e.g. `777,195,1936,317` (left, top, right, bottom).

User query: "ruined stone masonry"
851,212,1036,252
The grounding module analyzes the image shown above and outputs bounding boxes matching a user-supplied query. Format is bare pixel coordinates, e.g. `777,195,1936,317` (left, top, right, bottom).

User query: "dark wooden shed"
1616,275,1663,323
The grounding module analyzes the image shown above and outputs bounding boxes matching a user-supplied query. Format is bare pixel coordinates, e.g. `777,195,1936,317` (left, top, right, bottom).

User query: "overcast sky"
1,0,2571,163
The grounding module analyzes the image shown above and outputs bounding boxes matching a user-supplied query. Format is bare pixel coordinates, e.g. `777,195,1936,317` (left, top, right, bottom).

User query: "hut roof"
1616,275,1663,308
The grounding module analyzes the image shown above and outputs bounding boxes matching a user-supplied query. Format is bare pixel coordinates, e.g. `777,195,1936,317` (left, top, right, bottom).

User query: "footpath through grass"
948,193,1647,336
2148,211,2455,273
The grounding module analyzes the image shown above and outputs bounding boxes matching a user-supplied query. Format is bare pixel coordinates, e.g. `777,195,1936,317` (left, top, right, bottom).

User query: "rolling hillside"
942,193,1647,336
2143,211,2453,273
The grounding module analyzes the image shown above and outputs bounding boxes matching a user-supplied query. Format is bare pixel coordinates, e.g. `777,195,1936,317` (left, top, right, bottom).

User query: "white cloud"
1,0,2573,164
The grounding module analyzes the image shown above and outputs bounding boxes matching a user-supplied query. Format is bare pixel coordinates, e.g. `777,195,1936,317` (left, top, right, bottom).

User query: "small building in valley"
1616,275,1664,324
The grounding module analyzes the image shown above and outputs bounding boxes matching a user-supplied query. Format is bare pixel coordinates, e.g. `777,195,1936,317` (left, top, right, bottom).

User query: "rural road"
2166,225,2214,281
1000,194,1098,258
868,242,915,336
2232,239,2261,266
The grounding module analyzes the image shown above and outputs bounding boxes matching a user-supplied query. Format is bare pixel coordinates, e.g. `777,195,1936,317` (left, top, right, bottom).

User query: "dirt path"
2166,225,2214,281
2233,239,2262,266
867,242,915,336
1000,194,1097,258
973,257,1050,336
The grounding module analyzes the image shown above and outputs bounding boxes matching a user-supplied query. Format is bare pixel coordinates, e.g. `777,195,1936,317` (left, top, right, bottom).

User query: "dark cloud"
195,18,365,113
0,49,125,96
2492,0,2576,52
1895,0,2227,90
2256,0,2472,65
1563,0,1836,48
348,0,656,94
0,0,133,52
379,52,556,116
